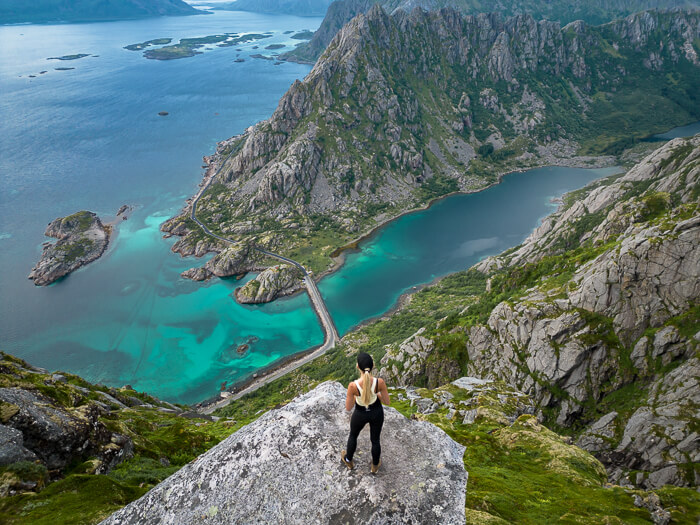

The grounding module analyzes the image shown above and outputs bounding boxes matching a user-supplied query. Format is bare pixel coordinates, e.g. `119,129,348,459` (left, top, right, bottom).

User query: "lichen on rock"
234,264,304,304
100,381,469,525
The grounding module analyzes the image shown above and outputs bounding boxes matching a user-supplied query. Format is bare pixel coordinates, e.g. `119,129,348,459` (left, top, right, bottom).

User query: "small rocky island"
28,208,128,286
235,264,304,304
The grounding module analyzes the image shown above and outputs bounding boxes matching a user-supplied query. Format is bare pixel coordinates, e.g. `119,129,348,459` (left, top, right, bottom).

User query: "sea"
0,11,695,403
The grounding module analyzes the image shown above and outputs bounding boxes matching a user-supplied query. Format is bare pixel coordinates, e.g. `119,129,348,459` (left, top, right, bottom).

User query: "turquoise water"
0,11,324,403
1,14,695,404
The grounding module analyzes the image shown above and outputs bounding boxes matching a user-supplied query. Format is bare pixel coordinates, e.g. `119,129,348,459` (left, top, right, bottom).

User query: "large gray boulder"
101,381,468,525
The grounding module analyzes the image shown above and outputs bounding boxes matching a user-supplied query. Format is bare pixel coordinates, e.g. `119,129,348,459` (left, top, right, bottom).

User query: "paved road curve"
186,152,339,413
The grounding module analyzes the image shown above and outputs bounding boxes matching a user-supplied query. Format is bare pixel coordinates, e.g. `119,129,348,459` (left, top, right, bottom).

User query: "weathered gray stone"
0,424,38,466
101,382,468,525
235,264,304,304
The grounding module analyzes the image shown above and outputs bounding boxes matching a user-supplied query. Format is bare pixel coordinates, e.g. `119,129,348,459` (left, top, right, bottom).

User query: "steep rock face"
101,381,468,525
578,358,700,489
289,0,700,63
28,210,110,286
378,137,700,488
180,242,268,281
283,0,379,62
167,6,700,270
235,264,304,303
379,327,461,388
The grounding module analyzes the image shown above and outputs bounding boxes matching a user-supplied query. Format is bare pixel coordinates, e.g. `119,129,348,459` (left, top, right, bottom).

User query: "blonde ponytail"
361,369,373,406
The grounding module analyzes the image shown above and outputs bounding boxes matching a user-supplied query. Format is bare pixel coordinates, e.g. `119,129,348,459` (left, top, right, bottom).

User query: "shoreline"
193,156,618,412
316,155,616,283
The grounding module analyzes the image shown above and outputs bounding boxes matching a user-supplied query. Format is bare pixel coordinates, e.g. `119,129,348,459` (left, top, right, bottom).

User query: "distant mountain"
0,0,201,24
164,6,700,277
285,0,700,62
214,0,334,16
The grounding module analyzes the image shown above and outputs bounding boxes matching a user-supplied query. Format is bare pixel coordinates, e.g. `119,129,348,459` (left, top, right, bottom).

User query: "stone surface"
28,210,110,286
101,381,468,525
0,387,133,472
234,264,304,304
0,424,38,466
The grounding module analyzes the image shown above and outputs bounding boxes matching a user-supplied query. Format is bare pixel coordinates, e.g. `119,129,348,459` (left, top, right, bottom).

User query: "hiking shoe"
371,459,382,474
341,451,354,470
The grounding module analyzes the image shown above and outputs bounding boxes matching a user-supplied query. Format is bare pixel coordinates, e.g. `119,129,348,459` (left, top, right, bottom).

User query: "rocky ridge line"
163,6,700,277
378,136,700,489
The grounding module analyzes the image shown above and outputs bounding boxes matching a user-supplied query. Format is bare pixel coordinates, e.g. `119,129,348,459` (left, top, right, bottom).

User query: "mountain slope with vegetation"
1,139,697,523
286,0,700,62
0,0,200,24
164,6,700,278
209,136,699,521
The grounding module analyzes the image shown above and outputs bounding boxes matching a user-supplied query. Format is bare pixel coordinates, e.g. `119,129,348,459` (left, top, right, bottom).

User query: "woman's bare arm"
345,382,357,411
377,378,391,405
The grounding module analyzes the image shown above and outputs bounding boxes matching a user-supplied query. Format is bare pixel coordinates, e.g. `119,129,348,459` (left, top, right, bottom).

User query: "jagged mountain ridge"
286,0,700,62
164,6,700,274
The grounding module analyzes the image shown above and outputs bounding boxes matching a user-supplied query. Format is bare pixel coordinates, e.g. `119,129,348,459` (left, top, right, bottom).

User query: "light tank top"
354,377,378,408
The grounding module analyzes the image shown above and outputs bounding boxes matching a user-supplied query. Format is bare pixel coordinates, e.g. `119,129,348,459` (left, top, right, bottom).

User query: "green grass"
0,475,144,525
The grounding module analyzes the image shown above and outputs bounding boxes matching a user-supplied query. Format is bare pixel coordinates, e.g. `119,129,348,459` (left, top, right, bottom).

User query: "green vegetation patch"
124,38,172,51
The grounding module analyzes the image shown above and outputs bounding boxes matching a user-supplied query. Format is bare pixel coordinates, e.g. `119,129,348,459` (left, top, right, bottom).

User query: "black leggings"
345,403,384,465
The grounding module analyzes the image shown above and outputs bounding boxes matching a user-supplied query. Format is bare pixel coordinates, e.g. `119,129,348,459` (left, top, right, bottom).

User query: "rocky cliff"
377,136,700,489
100,381,469,525
0,352,234,524
286,0,700,62
28,210,110,286
165,6,700,274
235,264,304,303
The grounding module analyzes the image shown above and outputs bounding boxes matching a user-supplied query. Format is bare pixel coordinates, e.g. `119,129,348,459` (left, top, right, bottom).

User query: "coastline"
193,156,618,412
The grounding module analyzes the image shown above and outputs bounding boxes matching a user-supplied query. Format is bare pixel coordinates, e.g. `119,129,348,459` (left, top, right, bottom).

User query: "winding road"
187,152,339,413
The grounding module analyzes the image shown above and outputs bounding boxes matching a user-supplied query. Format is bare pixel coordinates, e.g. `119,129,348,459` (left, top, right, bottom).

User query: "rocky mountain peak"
100,381,468,524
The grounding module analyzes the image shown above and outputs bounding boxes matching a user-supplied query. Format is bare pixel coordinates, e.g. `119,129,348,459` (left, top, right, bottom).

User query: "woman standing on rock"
342,352,391,474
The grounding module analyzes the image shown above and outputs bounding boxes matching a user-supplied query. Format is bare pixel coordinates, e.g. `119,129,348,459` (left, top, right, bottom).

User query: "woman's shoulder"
348,381,359,392
377,377,387,388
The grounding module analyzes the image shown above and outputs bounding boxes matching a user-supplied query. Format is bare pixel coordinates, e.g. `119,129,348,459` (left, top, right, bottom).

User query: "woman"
341,352,391,474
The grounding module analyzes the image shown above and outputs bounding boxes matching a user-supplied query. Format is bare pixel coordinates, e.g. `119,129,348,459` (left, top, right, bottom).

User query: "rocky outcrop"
0,352,193,499
235,264,304,303
101,381,469,525
181,242,267,281
578,357,700,489
0,387,130,472
170,6,700,270
0,356,136,498
28,210,110,286
379,327,460,388
375,137,700,488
